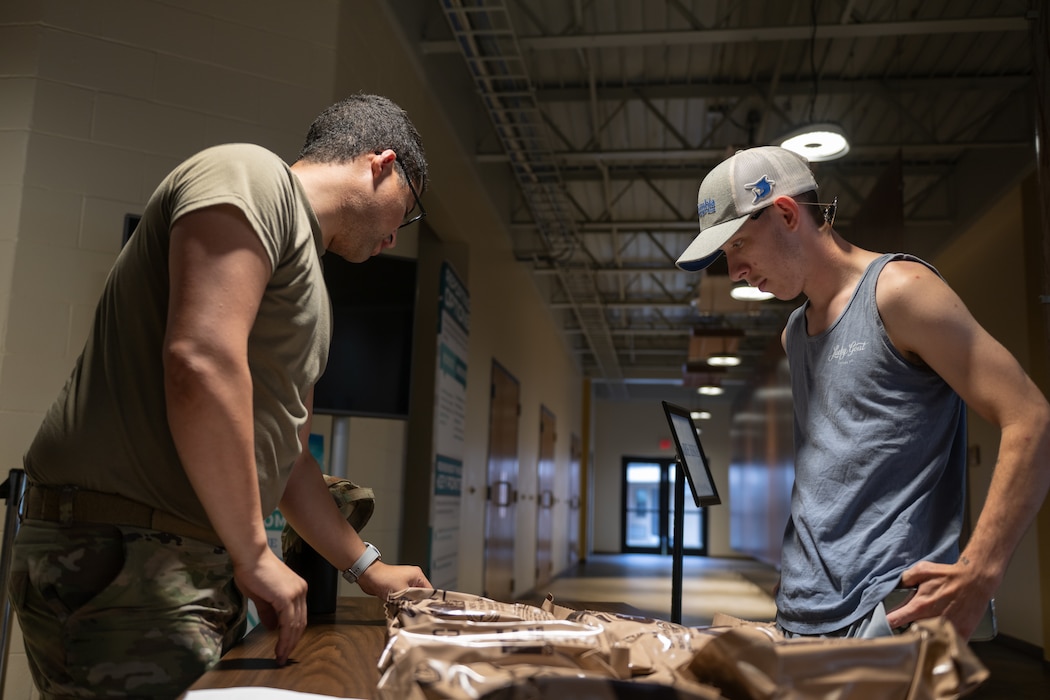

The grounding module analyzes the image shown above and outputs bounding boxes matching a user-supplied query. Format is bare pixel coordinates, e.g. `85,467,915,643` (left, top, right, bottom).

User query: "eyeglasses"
808,196,838,227
396,156,426,229
748,196,838,227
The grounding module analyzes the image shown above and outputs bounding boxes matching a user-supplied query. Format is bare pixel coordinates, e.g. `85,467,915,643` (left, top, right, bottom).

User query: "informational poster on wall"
429,261,469,589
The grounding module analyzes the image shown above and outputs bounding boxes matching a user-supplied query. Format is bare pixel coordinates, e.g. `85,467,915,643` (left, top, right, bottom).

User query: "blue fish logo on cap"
745,175,776,203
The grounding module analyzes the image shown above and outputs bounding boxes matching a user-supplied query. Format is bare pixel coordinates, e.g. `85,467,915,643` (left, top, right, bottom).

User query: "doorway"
621,457,709,555
567,433,582,568
484,361,520,599
535,406,556,588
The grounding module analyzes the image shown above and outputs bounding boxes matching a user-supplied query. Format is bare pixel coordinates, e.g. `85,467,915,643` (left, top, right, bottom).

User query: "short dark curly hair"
297,93,428,192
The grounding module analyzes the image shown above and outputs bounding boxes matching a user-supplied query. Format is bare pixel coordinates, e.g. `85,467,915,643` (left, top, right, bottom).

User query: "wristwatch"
341,542,382,584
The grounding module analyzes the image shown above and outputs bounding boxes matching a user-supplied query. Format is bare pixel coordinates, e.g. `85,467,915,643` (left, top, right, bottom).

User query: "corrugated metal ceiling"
393,0,1041,403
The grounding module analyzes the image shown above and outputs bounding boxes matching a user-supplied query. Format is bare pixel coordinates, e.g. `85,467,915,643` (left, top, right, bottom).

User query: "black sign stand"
661,401,722,626
671,458,686,624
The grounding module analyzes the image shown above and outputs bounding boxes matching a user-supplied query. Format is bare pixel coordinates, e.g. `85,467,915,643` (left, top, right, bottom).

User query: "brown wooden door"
535,406,556,589
483,361,519,600
567,433,582,568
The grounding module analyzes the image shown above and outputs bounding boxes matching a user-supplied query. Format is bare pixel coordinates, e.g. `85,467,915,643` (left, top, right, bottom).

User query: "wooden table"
185,596,388,698
184,597,642,698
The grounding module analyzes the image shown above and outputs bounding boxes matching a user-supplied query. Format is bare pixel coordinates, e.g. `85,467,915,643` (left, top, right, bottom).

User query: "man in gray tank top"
676,146,1050,640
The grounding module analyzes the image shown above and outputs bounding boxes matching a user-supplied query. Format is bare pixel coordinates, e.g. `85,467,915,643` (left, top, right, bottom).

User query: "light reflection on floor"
527,553,778,627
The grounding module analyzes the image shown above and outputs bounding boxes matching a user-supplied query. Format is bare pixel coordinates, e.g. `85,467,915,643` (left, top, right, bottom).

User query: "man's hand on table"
233,550,309,665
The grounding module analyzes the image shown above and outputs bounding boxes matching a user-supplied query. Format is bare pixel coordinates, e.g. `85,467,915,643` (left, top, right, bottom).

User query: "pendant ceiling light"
778,122,850,162
776,4,850,163
706,352,741,368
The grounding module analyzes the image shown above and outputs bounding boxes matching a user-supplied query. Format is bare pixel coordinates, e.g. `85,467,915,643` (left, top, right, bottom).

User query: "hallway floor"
521,553,1049,698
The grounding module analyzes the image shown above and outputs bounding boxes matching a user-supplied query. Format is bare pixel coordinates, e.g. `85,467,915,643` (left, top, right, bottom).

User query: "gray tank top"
777,253,966,634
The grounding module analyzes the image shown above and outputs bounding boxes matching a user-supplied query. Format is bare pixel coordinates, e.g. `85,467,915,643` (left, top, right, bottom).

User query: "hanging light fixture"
690,410,712,421
704,331,742,368
776,3,849,162
706,352,741,368
779,122,850,162
697,385,723,396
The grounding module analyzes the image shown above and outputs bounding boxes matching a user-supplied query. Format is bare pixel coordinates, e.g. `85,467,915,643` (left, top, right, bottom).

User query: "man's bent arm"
878,261,1050,638
279,399,433,599
165,204,307,663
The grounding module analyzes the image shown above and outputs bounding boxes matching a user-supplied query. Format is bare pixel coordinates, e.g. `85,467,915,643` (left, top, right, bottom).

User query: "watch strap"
342,542,382,584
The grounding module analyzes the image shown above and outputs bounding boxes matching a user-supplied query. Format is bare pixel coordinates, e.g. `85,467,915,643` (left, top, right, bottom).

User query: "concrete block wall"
0,2,340,696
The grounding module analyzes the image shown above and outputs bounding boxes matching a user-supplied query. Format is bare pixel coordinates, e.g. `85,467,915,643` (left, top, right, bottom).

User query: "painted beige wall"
933,182,1045,648
0,1,582,697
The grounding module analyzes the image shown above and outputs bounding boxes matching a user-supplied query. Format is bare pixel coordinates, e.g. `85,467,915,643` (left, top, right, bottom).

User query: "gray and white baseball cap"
676,146,817,271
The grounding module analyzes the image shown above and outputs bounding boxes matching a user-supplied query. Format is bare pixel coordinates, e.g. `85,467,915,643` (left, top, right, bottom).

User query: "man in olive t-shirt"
12,94,433,698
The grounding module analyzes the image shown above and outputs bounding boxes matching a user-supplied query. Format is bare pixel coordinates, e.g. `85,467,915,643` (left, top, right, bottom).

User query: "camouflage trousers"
9,520,247,699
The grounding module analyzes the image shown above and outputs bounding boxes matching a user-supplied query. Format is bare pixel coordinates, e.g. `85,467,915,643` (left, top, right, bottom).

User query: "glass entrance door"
622,457,708,555
624,461,662,550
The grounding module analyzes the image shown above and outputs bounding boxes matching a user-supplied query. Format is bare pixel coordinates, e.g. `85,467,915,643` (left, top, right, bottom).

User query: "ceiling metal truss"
415,0,1040,402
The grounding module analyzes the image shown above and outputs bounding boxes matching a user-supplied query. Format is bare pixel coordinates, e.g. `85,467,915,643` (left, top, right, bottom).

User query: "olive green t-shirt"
24,143,331,529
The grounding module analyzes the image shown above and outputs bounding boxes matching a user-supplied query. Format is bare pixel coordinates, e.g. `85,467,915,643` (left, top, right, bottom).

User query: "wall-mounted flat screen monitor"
312,252,417,419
